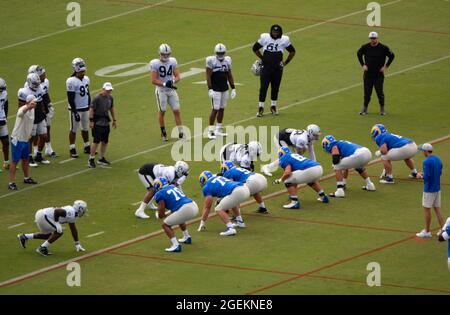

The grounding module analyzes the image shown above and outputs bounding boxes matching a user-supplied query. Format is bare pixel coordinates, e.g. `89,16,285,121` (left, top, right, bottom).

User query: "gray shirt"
91,94,114,126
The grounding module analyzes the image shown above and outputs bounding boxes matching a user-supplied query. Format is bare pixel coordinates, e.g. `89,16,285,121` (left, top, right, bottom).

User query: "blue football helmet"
153,177,169,191
199,171,213,186
371,124,386,138
278,146,291,159
221,161,235,174
321,135,336,152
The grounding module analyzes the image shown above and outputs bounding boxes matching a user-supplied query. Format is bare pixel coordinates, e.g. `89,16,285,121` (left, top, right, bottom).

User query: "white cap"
103,82,113,90
419,143,433,152
369,31,378,39
26,95,36,103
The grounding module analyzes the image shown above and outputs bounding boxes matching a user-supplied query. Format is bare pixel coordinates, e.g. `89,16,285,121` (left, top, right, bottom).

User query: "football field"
0,0,449,294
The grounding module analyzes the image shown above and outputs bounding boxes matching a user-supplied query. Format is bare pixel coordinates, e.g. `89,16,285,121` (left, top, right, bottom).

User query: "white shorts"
31,120,47,136
164,201,199,226
0,124,8,138
285,165,323,185
215,185,250,212
334,147,372,171
422,191,441,208
246,173,267,195
210,91,229,110
383,142,417,161
35,210,57,234
138,173,155,190
155,87,180,112
69,110,89,133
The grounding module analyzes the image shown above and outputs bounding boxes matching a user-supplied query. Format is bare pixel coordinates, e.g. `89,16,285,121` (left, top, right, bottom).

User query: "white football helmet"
307,124,321,140
174,160,189,177
159,43,172,62
247,141,262,159
28,65,46,78
72,57,86,72
251,60,262,76
26,73,40,90
73,200,88,217
0,78,6,92
214,43,226,61
27,65,38,74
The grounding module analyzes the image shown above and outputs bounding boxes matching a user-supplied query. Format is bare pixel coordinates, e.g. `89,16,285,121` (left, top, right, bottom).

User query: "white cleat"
416,230,432,238
329,188,345,198
165,244,182,252
220,227,237,236
148,202,158,210
232,220,246,228
215,130,228,137
197,220,206,232
261,165,273,177
207,131,216,140
362,182,376,191
135,209,150,219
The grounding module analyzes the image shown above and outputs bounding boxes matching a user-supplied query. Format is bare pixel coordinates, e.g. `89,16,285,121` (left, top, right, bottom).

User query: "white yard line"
86,231,105,238
59,158,77,164
7,223,26,229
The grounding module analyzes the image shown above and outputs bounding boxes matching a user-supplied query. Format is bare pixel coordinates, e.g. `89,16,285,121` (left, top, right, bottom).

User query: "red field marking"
351,173,450,186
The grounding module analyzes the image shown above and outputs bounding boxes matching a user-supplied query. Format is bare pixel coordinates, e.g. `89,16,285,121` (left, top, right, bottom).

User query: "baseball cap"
103,82,113,90
369,31,378,39
419,143,433,151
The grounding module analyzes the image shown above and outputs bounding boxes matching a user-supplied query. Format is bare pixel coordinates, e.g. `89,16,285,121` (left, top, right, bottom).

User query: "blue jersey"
279,153,319,171
326,140,361,157
202,175,243,198
375,132,412,150
223,167,254,183
154,185,193,212
423,155,442,193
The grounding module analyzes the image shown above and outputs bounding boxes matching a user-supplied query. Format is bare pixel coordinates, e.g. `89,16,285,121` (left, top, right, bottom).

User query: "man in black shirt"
357,31,395,115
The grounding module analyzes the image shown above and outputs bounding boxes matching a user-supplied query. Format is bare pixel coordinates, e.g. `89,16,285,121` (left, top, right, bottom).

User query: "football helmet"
214,43,226,61
26,73,40,90
278,146,291,158
154,177,169,191
371,124,386,139
159,43,172,62
73,200,88,217
321,135,336,152
72,58,86,73
174,161,189,178
221,161,235,174
307,124,321,140
251,60,262,76
199,171,213,186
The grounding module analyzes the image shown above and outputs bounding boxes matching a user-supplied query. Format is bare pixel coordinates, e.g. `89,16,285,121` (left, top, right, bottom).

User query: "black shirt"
357,42,395,75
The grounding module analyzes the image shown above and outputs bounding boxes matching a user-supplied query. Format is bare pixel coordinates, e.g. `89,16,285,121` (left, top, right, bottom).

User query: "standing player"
0,78,9,171
219,141,262,171
135,161,190,219
370,124,418,184
67,57,91,158
252,24,296,117
17,200,88,256
261,124,321,176
150,44,183,141
273,147,329,209
221,161,268,213
206,43,236,139
198,171,250,235
153,177,199,252
321,135,376,198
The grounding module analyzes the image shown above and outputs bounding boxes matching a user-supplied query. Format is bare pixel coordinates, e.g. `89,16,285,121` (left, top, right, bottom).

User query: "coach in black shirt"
357,31,395,115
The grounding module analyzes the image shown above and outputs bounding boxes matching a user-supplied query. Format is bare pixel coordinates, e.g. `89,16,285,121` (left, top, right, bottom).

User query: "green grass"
0,0,449,294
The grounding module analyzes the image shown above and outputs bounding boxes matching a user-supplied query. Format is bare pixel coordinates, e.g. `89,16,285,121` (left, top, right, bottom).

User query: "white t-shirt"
11,105,34,142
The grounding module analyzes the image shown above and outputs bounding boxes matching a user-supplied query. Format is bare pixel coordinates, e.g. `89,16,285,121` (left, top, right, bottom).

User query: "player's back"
155,185,192,212
153,165,176,183
280,153,319,171
334,140,362,157
289,129,309,149
202,175,242,198
223,167,253,183
376,132,412,150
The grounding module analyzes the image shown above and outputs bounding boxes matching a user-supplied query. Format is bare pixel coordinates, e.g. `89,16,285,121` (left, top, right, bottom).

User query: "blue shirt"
422,155,442,193
154,185,193,212
375,132,412,150
223,167,254,183
326,140,361,157
279,153,319,171
202,175,243,198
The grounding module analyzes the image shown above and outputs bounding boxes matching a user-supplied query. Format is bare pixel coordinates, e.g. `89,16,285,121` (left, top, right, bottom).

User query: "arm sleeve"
286,44,296,53
87,91,91,106
67,91,76,112
252,42,263,52
385,45,395,66
176,175,187,186
357,46,365,66
4,99,8,118
422,160,431,182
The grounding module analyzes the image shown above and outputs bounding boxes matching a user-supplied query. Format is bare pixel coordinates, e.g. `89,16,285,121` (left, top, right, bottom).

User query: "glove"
48,103,55,118
273,178,282,185
230,89,236,99
75,241,85,252
74,112,80,122
164,80,177,89
279,61,285,69
55,223,63,234
208,89,215,98
197,220,206,232
375,150,382,158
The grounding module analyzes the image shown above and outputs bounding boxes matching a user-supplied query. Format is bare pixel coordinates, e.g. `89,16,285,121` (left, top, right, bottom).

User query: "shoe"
23,177,37,184
436,229,443,236
255,207,268,214
88,158,96,168
70,148,78,158
178,237,192,244
329,188,345,198
380,111,386,116
135,209,150,219
83,145,91,154
162,134,168,142
283,200,300,209
8,183,18,190
197,221,206,232
256,107,264,117
232,220,246,228
379,177,395,184
35,153,50,165
36,246,52,256
29,155,38,168
261,165,273,177
318,195,329,203
362,182,376,191
416,230,432,238
17,234,27,248
359,111,367,115
98,157,111,166
219,227,237,236
270,106,278,115
165,244,182,252
215,130,228,137
45,150,58,158
149,202,158,210
409,172,418,179
207,131,216,140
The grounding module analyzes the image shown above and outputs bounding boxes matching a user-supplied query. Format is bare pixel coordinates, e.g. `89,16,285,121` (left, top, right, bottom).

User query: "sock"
84,142,89,148
289,195,298,201
342,178,347,185
70,144,76,150
45,142,52,151
226,222,234,229
271,100,277,107
337,181,345,188
318,190,325,197
33,146,38,156
24,177,30,180
236,215,243,222
208,125,214,132
25,233,34,239
216,123,222,130
4,160,9,164
170,237,179,246
259,202,266,208
138,202,148,212
412,169,417,174
160,126,166,135
178,126,183,134
89,155,95,160
41,240,50,248
387,174,393,179
365,177,372,185
182,230,190,238
258,102,264,108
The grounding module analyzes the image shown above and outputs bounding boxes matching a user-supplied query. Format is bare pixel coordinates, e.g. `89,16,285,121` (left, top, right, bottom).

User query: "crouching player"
17,200,88,256
221,161,268,213
322,135,375,198
219,141,262,171
438,217,450,271
198,171,250,236
153,177,199,253
371,124,418,184
273,147,329,209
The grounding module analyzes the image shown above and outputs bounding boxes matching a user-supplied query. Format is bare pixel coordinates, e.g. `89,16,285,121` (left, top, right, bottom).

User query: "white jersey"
153,164,187,186
40,206,77,224
18,86,44,103
288,129,311,150
206,56,232,92
66,75,90,110
0,91,7,121
228,144,252,169
257,33,291,53
149,57,178,87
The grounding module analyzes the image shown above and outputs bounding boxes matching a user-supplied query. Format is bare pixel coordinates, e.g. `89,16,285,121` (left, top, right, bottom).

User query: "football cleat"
270,106,278,115
415,230,432,238
98,157,111,166
362,183,376,191
207,131,216,139
165,244,181,252
318,195,330,203
379,177,395,184
232,220,246,228
23,177,37,184
83,145,91,154
29,155,38,167
255,207,268,214
329,188,345,198
135,209,150,219
219,227,237,236
283,201,300,209
409,172,418,179
46,151,58,158
178,237,192,244
8,183,18,190
17,234,27,248
88,158,96,168
256,107,264,117
36,246,52,256
70,148,79,158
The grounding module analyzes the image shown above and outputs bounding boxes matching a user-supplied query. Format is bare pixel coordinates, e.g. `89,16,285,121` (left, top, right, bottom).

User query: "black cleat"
97,157,111,166
83,145,91,154
70,148,79,158
256,107,264,117
255,207,268,214
88,158,96,168
270,106,278,115
8,183,18,190
36,246,52,256
29,155,38,167
23,177,38,184
17,234,27,249
162,133,168,142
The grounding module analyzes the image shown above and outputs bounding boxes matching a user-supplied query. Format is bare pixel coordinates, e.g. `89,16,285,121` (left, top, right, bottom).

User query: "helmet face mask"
72,57,86,73
321,135,336,152
73,200,88,217
221,161,235,174
371,124,386,139
26,73,41,90
159,44,172,62
278,146,291,159
174,161,189,177
270,24,283,39
307,124,321,140
214,43,226,61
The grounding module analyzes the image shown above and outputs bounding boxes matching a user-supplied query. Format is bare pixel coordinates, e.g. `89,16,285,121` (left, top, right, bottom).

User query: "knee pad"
356,167,365,174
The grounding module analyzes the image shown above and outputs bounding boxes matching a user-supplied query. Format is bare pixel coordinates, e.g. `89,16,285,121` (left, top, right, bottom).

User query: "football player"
150,44,184,141
370,124,418,184
221,161,268,213
321,135,376,198
67,58,91,158
198,170,250,236
437,217,450,271
153,177,199,252
206,43,236,139
17,200,88,256
135,161,189,219
252,24,296,117
261,124,321,176
0,78,9,170
273,147,329,209
219,141,262,171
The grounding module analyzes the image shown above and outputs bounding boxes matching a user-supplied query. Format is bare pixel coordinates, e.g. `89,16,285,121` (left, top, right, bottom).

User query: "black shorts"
278,129,293,147
138,163,156,178
92,125,110,144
